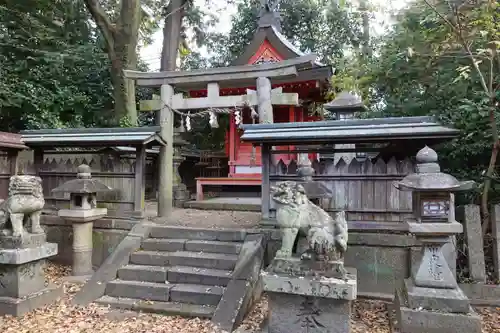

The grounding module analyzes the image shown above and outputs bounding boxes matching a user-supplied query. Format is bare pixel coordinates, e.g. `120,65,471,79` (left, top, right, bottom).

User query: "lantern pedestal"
173,153,189,208
391,221,482,333
390,146,481,333
58,208,107,281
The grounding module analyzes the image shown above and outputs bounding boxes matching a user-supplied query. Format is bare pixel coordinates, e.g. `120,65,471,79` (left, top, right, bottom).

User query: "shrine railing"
267,155,415,224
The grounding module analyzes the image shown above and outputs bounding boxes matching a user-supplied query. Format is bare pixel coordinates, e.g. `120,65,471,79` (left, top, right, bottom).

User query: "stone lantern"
52,164,112,280
391,146,481,333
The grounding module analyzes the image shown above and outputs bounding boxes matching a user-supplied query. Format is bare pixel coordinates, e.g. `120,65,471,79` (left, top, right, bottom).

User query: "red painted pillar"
229,111,236,177
289,105,296,161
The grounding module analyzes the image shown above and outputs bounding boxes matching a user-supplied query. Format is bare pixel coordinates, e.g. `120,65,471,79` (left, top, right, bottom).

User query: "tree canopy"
0,0,115,131
339,0,500,207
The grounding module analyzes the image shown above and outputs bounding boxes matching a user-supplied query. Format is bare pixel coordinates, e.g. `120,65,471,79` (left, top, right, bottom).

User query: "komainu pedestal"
0,176,63,316
264,181,356,333
262,258,357,333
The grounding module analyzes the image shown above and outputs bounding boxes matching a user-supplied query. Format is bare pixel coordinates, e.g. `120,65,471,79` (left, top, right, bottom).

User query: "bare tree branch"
422,0,491,96
83,0,115,53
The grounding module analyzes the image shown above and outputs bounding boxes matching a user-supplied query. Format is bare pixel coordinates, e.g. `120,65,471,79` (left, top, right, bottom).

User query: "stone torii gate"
124,55,318,217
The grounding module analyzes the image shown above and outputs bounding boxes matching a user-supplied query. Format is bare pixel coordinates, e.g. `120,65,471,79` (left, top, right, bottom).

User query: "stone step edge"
94,295,216,318
120,264,233,278
131,250,240,261
148,225,252,234
108,279,226,294
142,239,245,246
141,238,243,254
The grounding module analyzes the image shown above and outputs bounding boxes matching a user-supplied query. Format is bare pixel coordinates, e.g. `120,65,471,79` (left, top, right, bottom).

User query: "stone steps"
98,227,247,318
105,280,225,305
95,295,216,318
148,226,246,242
130,250,239,271
118,264,233,286
142,238,242,254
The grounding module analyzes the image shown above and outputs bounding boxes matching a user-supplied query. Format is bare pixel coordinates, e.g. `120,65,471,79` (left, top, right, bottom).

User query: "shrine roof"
324,92,367,111
20,127,185,148
233,24,325,67
240,116,459,145
0,131,28,150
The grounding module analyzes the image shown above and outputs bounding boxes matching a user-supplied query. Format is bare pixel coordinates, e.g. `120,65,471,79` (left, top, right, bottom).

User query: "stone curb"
212,234,266,332
459,283,500,306
72,221,154,306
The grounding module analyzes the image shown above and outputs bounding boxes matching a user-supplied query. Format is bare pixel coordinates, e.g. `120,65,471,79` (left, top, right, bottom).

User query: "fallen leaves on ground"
476,307,500,333
351,300,390,333
1,263,499,333
237,295,268,332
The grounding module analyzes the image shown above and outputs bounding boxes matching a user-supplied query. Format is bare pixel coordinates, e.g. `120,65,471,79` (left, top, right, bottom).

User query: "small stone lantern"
391,146,481,333
52,164,112,280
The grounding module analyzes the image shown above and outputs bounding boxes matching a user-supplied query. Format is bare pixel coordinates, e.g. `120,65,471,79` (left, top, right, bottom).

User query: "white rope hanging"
185,112,192,131
235,109,242,127
250,107,258,165
209,111,219,129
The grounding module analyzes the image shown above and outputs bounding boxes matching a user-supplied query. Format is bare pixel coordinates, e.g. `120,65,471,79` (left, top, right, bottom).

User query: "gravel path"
147,205,262,229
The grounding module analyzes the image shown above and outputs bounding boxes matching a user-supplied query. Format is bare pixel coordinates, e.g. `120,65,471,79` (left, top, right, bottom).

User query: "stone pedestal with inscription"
173,151,189,208
390,146,481,333
262,258,357,333
0,233,63,316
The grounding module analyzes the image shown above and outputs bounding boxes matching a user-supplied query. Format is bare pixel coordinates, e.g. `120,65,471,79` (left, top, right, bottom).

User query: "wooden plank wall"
0,154,10,199
0,154,156,213
269,156,415,222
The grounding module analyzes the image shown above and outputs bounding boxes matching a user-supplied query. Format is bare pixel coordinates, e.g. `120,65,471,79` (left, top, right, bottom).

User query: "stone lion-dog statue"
271,181,348,260
0,175,45,238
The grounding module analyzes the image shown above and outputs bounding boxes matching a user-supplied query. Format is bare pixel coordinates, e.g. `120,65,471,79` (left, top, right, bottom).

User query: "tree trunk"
161,0,186,72
481,105,499,235
156,0,186,126
109,56,136,126
83,0,140,125
359,0,371,59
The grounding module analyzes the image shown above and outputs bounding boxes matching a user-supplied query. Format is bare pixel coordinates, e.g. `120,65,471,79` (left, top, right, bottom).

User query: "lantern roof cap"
51,164,112,194
394,146,475,192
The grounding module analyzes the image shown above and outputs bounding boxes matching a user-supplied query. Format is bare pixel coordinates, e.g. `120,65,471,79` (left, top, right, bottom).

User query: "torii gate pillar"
158,84,175,218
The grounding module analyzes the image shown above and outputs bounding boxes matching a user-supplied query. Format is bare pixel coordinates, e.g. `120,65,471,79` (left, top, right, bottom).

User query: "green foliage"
337,0,499,204
201,0,362,67
0,0,116,131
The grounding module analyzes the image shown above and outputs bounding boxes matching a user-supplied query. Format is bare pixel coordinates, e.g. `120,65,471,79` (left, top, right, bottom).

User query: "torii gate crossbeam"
123,55,319,218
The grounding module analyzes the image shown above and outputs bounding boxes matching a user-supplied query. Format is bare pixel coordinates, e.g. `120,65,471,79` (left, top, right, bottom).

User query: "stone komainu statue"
0,175,45,237
271,181,348,260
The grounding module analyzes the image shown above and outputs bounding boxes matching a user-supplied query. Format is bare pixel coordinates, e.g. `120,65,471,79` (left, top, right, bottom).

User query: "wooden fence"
0,154,11,199
269,156,415,222
0,154,156,214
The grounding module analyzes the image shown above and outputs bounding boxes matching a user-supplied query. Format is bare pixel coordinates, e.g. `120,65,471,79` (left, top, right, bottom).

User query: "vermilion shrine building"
192,4,333,199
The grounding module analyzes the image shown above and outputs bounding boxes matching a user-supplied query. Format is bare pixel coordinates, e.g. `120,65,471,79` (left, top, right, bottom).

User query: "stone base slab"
392,290,482,333
262,269,357,301
0,242,58,264
267,292,351,333
0,260,46,298
403,279,470,313
0,233,47,249
0,284,63,316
